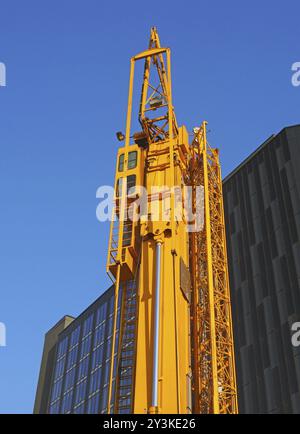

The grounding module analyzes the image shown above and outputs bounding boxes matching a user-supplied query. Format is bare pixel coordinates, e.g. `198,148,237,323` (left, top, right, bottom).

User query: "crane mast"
106,27,238,414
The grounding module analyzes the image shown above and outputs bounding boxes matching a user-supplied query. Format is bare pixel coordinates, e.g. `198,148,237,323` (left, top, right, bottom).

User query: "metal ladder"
107,204,134,270
107,209,120,268
114,280,137,413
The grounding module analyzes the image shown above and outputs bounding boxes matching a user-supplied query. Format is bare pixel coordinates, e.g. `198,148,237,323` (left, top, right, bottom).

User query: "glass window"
77,357,89,381
127,175,136,194
57,337,68,358
100,389,108,413
105,337,112,361
64,367,76,392
91,345,104,370
80,335,92,358
108,295,114,314
118,151,137,172
128,151,137,169
89,368,102,395
96,303,107,326
54,357,66,380
61,390,73,414
73,404,84,414
94,324,105,348
75,379,87,406
49,401,60,414
87,393,100,414
83,314,94,337
51,378,63,403
103,362,110,387
116,177,123,198
116,175,136,197
118,154,124,172
107,317,113,337
67,346,78,369
70,326,81,347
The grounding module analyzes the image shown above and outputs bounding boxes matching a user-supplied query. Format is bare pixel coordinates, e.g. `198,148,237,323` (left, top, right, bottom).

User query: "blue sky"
0,0,299,413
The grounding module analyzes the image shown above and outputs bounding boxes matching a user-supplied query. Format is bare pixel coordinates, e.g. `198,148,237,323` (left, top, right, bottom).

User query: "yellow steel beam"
201,121,220,413
133,47,167,61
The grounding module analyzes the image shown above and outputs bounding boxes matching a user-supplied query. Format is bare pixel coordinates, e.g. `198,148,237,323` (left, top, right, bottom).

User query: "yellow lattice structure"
188,123,238,413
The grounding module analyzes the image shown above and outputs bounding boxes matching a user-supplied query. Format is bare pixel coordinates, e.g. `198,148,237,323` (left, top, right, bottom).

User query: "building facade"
34,315,74,414
34,286,122,414
223,125,300,413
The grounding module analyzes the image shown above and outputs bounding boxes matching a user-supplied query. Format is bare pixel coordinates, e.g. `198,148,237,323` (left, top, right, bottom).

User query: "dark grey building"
34,280,137,414
34,315,74,414
223,125,300,413
35,286,120,414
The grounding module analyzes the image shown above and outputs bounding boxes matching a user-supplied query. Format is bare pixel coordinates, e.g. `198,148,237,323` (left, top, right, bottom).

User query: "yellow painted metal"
132,29,190,413
107,144,144,281
106,58,137,413
202,121,220,413
133,139,191,413
105,27,238,414
134,47,166,61
107,263,121,413
188,123,238,413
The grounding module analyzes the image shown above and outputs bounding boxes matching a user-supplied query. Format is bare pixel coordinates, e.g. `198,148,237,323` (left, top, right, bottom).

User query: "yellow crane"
106,27,238,414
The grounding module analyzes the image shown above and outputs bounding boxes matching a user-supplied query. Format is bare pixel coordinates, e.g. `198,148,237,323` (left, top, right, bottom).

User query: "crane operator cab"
107,143,145,281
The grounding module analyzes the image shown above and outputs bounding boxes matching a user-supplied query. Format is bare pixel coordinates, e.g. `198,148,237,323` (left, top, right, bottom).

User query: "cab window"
116,175,136,197
127,175,136,194
128,151,137,170
116,177,123,197
118,154,124,172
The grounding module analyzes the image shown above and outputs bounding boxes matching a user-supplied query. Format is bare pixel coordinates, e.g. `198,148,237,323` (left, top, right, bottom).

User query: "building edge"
33,315,75,414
